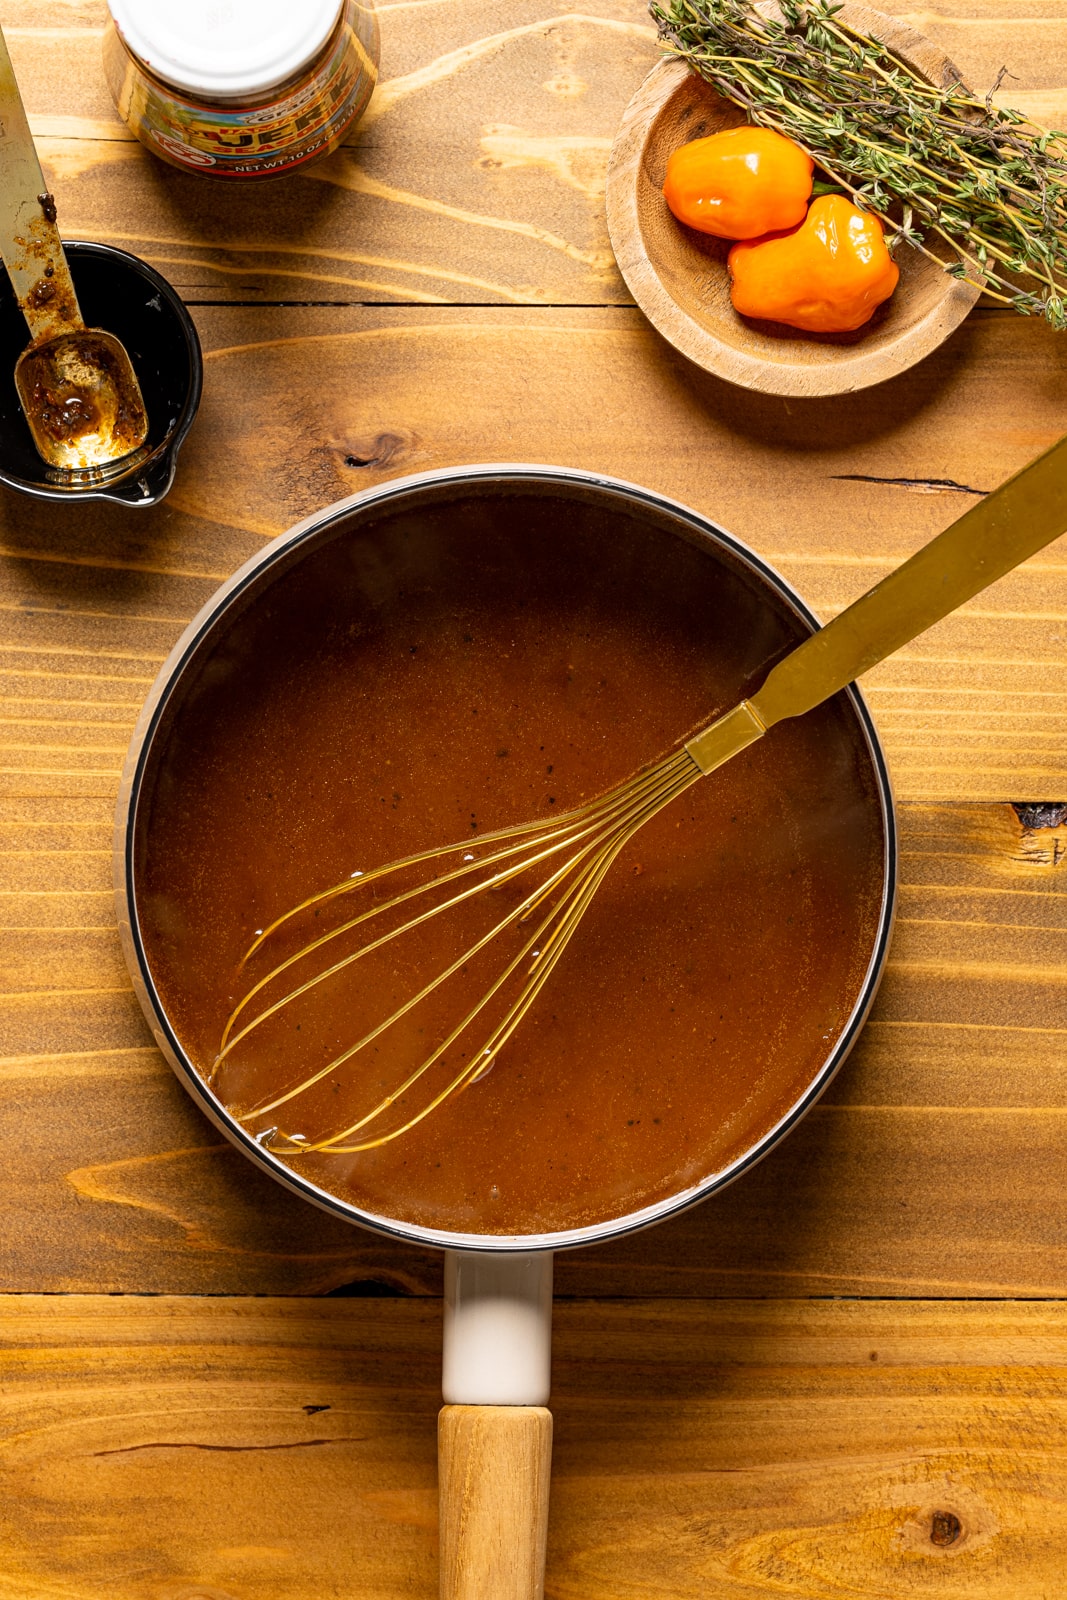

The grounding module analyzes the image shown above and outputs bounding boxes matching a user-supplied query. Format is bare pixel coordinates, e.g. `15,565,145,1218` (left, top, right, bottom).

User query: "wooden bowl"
605,3,980,397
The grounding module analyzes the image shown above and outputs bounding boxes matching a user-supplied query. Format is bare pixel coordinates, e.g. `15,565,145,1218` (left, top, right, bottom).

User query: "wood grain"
6,0,659,307
0,800,1060,1296
439,1406,553,1600
1,1294,1066,1598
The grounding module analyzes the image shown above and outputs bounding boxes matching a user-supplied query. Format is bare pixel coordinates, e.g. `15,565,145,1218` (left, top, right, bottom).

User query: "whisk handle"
439,1405,553,1600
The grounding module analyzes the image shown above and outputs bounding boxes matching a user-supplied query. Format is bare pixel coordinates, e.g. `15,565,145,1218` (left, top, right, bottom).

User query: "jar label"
105,9,378,178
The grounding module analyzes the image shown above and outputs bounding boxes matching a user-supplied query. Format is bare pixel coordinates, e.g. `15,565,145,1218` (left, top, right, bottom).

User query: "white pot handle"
438,1250,555,1600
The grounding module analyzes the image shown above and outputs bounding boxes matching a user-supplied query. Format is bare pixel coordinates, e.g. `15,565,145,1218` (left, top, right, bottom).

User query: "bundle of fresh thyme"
650,0,1067,326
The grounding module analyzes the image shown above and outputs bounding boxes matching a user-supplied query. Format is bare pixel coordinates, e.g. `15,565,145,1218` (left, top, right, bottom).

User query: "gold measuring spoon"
0,24,146,470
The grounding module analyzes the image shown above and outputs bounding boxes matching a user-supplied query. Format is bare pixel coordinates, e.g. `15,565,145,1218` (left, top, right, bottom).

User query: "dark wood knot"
1013,801,1067,830
344,431,406,470
930,1510,962,1547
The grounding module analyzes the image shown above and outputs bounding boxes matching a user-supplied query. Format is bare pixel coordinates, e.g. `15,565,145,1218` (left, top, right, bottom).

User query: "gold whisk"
214,744,703,1152
215,435,1067,1154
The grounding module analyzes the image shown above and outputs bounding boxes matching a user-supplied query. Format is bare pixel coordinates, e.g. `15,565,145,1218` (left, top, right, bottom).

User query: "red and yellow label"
104,4,378,178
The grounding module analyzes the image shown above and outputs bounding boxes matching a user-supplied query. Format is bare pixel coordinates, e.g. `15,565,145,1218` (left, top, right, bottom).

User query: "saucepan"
114,465,896,1596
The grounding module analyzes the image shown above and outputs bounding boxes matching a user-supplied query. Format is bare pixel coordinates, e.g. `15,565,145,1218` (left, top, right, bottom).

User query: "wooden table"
2,1,1065,1594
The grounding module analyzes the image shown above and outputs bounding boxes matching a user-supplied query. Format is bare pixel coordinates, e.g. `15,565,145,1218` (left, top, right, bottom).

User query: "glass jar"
103,0,379,179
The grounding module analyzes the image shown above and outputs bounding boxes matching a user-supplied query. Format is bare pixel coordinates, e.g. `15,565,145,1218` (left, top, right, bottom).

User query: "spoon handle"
0,21,82,343
687,430,1067,772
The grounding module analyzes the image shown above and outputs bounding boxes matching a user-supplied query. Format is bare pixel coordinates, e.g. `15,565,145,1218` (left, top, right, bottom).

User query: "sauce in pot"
133,485,887,1236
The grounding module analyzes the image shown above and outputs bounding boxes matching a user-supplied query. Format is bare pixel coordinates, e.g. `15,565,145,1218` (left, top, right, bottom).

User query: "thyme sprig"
650,0,1067,326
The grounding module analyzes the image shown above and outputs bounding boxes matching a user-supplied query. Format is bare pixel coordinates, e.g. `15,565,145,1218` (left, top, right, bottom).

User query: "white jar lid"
107,0,345,98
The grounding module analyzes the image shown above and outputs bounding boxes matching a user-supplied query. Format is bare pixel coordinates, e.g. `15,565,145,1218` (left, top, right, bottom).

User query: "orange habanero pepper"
662,126,813,240
728,194,900,332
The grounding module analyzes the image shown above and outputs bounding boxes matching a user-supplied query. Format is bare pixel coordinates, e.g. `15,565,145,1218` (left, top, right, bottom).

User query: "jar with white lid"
102,0,378,178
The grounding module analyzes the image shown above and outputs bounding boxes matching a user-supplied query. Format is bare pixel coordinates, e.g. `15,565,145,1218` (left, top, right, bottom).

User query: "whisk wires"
217,744,703,1153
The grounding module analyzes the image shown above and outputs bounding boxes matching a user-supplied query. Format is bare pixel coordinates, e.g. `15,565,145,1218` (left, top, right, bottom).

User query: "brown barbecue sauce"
134,487,887,1236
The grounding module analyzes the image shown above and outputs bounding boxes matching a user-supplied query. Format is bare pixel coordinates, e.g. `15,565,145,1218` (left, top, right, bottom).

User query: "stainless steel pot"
115,465,897,1599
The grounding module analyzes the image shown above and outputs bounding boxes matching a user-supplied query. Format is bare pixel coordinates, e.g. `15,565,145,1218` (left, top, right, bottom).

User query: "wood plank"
0,802,1063,1295
8,0,660,307
2,0,1066,304
1,1294,1066,1598
1,305,1065,800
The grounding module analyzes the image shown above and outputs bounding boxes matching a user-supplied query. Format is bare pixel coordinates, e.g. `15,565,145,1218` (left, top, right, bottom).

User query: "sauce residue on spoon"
17,329,147,468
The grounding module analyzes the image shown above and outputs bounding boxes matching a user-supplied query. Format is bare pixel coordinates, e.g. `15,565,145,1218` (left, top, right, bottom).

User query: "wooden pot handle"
438,1403,553,1600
